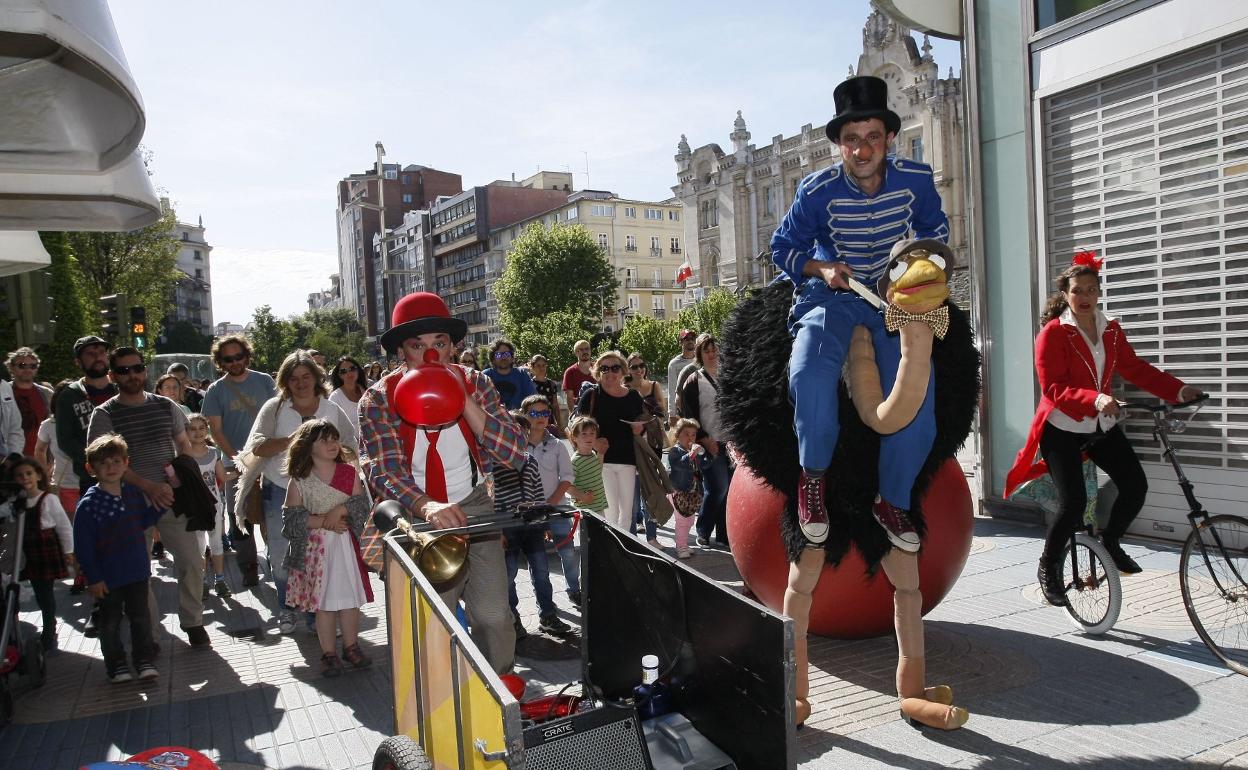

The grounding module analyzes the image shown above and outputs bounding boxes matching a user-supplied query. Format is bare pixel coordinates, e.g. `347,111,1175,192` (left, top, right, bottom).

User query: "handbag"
671,474,703,517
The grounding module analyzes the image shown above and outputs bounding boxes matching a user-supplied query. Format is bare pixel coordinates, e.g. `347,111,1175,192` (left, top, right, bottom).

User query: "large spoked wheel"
1062,532,1122,635
373,735,432,770
1180,514,1248,676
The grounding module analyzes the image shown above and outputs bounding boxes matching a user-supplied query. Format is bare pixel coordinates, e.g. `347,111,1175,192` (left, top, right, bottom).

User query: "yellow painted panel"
387,558,419,739
457,652,510,769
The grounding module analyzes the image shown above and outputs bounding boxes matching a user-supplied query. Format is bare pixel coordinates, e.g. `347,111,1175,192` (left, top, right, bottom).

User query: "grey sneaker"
277,611,297,635
136,661,159,680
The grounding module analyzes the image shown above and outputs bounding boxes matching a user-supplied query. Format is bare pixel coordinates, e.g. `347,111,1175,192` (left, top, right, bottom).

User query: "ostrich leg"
880,549,968,730
784,547,824,726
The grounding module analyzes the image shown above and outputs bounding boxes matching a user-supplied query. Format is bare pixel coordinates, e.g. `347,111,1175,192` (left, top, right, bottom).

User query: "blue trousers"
261,480,289,611
630,476,658,540
503,525,557,618
788,281,936,510
545,517,580,595
696,451,733,543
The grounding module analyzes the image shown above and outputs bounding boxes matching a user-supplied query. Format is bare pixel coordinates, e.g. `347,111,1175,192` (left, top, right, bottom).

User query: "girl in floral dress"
281,419,374,677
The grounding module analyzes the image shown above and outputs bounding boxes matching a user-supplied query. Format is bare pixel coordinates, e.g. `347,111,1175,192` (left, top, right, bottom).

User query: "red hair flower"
1072,250,1103,271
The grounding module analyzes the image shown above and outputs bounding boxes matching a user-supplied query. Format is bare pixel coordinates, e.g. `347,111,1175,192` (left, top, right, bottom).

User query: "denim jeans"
503,525,557,618
546,517,580,594
630,475,658,540
262,479,289,611
696,451,733,543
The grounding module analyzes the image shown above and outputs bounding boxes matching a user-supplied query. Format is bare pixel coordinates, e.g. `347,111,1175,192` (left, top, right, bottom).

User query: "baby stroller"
0,475,48,727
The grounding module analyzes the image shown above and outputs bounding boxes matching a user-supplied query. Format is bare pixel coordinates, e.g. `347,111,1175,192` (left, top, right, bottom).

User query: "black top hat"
824,75,901,143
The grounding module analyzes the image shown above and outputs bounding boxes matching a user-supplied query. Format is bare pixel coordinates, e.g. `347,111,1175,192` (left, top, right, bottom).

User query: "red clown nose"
392,348,467,427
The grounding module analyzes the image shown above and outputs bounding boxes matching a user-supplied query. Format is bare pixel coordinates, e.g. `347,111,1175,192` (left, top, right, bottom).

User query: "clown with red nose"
358,292,529,674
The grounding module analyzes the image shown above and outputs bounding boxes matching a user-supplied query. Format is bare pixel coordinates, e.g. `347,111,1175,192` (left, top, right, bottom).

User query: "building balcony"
652,308,665,319
624,277,679,290
625,244,637,252
650,247,662,257
671,247,681,254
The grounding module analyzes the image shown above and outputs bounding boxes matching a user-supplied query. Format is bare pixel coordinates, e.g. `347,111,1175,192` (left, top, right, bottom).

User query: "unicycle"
1059,526,1122,635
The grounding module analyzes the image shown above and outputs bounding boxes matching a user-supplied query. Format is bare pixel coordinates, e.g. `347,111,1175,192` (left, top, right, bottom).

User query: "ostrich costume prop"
719,242,980,729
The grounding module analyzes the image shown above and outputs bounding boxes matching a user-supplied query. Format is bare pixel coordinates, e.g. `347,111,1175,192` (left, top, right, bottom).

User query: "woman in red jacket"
1005,253,1202,605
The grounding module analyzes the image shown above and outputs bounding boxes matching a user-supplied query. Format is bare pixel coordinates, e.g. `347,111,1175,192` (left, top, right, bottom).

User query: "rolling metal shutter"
1041,29,1248,540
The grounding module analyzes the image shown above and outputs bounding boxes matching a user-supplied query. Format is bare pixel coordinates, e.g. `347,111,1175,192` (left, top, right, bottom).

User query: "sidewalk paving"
3,515,1245,769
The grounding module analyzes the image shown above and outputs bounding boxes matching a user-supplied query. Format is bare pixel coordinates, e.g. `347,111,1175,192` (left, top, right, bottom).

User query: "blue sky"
109,1,961,325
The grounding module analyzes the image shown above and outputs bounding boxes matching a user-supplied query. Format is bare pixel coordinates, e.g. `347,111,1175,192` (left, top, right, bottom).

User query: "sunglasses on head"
527,409,552,418
219,353,248,364
599,364,623,373
492,350,513,360
112,363,147,375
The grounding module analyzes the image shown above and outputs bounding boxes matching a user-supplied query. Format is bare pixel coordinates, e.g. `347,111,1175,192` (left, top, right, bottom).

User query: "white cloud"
209,247,337,326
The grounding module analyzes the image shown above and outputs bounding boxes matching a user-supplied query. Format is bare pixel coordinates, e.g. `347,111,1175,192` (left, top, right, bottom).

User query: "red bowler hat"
380,292,468,354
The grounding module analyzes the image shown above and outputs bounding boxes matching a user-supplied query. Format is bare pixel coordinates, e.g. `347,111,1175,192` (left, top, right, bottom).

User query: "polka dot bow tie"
883,303,950,340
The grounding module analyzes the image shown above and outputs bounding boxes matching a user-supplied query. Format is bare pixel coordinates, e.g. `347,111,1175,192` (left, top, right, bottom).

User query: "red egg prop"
392,349,467,427
726,459,973,639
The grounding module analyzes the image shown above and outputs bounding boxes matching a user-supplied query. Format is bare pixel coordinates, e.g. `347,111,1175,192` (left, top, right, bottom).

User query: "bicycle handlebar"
1118,392,1209,413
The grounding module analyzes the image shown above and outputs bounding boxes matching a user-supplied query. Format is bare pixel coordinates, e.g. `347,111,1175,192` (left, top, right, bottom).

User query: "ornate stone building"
672,3,967,302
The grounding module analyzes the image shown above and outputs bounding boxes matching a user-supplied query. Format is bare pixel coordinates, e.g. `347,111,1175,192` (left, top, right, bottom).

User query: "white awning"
0,149,161,231
875,0,962,40
0,0,145,173
0,231,51,277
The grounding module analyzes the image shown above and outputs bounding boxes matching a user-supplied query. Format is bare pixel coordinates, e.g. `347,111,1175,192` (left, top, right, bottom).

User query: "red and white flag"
675,259,693,285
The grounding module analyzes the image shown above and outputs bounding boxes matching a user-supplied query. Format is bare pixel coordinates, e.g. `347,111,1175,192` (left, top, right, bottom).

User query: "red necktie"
423,429,447,503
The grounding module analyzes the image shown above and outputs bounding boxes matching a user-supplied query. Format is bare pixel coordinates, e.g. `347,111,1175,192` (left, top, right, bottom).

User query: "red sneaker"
872,497,921,552
797,471,829,545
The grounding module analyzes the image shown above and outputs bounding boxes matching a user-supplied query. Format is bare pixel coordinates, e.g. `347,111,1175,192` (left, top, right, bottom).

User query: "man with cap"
53,336,121,608
770,75,950,548
358,292,526,674
667,329,698,427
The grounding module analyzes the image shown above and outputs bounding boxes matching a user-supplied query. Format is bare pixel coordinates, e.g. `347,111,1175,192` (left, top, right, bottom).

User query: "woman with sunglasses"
626,354,666,545
576,351,646,531
328,356,371,442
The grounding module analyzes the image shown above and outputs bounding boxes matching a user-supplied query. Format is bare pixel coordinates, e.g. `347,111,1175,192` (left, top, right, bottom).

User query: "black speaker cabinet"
522,705,653,770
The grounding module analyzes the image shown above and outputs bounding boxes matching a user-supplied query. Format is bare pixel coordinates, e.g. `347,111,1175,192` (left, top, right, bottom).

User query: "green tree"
494,222,619,342
248,305,292,374
66,205,182,345
296,307,368,362
674,288,740,340
160,319,212,354
509,310,598,375
617,314,680,376
35,232,93,383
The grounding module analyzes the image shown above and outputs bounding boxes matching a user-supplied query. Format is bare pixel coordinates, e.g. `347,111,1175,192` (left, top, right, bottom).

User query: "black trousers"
29,579,56,633
97,578,155,670
1038,422,1148,560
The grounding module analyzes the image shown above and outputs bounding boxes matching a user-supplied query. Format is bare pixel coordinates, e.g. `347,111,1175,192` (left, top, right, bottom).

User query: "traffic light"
130,306,147,350
100,293,127,341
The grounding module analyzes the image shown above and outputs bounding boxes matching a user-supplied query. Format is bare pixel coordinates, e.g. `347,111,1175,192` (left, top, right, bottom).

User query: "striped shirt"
571,451,607,512
771,156,949,290
492,454,544,515
87,393,188,484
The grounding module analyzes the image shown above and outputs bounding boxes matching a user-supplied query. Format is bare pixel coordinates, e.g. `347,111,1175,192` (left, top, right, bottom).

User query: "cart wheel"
373,735,431,770
20,635,45,688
